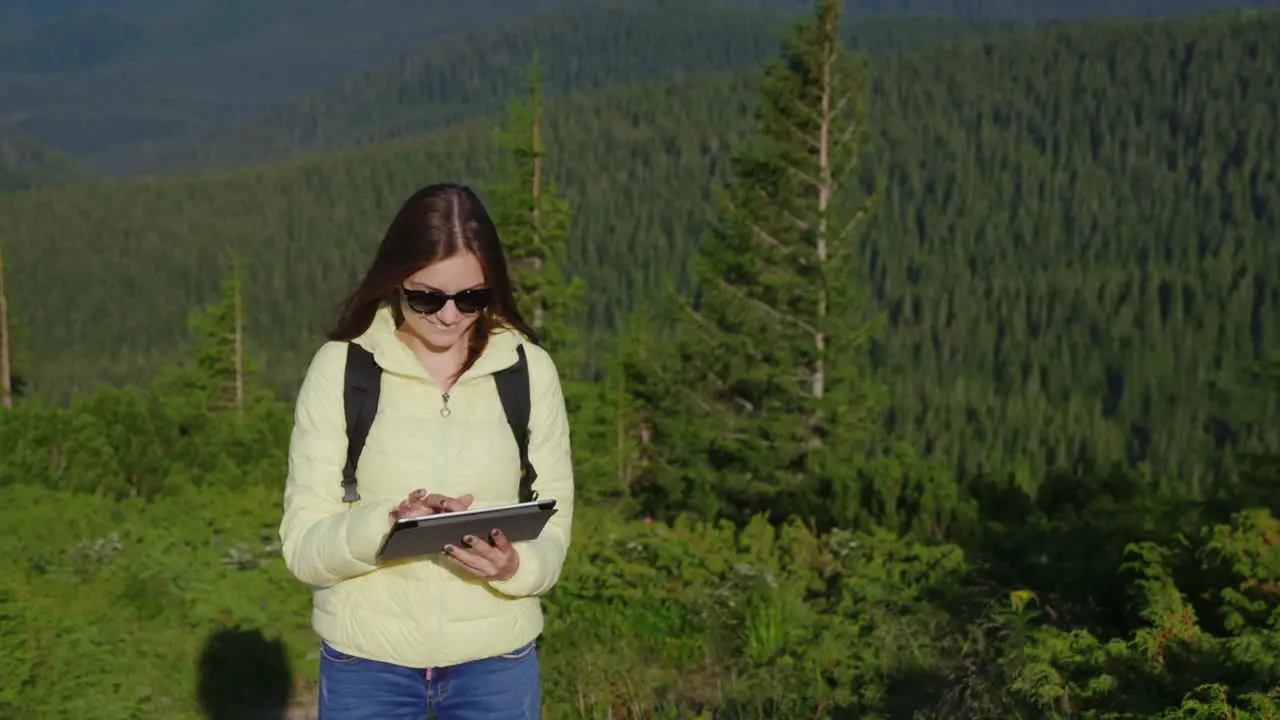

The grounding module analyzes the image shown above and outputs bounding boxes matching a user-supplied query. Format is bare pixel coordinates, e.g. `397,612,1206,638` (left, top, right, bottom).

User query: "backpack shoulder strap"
494,344,538,503
342,342,382,503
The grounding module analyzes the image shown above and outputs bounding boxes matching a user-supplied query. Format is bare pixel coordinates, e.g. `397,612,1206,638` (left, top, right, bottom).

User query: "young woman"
278,183,575,719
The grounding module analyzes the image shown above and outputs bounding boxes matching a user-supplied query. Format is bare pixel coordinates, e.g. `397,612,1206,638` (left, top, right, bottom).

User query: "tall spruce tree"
155,257,256,416
484,54,585,370
483,56,632,504
624,0,887,528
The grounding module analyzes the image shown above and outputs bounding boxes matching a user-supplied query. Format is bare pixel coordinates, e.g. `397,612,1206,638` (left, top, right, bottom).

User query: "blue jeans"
317,639,540,719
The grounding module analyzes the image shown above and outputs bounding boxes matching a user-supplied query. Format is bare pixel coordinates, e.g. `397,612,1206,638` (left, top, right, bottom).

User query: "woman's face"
398,251,489,352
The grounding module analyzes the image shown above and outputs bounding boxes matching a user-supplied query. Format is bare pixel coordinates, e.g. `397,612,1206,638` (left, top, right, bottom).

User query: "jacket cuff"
344,498,402,567
488,539,548,597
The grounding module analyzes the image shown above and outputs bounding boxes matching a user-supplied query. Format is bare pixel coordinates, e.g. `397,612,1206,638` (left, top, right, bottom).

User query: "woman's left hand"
444,529,520,581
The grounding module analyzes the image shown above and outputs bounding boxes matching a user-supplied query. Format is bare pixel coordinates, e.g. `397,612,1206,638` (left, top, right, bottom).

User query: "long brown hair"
329,183,539,378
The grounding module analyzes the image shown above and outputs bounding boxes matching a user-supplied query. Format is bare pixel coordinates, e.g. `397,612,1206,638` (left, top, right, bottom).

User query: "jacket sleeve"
487,345,576,598
278,342,402,588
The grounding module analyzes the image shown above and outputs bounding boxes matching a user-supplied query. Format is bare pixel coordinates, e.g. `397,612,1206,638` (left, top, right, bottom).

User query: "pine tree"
156,257,256,416
484,53,585,370
569,311,655,506
625,0,887,528
204,257,249,416
483,54,634,510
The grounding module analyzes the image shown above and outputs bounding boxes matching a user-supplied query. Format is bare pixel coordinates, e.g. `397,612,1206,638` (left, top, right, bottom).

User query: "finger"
400,490,434,514
489,528,512,552
460,534,498,561
398,500,434,519
424,493,448,509
444,545,494,576
440,493,474,513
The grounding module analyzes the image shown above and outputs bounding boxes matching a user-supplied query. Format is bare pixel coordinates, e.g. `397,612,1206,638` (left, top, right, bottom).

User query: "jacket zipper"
434,387,449,659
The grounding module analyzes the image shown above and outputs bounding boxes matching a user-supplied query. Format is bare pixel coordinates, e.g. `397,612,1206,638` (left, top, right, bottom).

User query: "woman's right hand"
389,489,474,526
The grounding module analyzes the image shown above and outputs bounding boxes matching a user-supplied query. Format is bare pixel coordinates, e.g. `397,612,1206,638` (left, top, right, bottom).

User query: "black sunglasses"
401,286,491,315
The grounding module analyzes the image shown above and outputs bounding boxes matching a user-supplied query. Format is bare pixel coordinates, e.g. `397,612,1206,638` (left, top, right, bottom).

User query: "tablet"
377,499,558,563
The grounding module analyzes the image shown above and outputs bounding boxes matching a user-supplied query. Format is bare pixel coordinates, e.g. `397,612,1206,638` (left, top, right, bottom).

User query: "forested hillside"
4,9,1276,492
129,4,1011,175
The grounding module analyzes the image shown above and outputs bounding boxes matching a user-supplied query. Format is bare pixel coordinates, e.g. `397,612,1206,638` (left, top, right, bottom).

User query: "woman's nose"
436,300,463,324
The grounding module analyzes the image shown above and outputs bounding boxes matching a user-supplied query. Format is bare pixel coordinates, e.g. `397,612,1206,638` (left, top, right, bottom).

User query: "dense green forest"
4,9,1277,494
2,4,1278,717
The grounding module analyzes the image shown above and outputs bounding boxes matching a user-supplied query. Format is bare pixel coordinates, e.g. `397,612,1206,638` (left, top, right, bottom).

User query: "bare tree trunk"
812,20,834,403
0,244,11,410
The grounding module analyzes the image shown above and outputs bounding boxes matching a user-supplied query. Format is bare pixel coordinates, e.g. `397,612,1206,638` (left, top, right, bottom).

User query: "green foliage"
5,448,1274,717
540,511,970,718
0,271,289,499
0,483,310,720
938,507,1280,718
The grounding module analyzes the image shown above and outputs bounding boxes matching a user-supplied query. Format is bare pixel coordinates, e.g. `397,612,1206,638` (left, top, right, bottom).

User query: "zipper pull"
440,392,452,418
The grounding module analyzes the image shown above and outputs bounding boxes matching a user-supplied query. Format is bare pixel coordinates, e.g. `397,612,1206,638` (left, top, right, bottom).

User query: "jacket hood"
351,304,526,383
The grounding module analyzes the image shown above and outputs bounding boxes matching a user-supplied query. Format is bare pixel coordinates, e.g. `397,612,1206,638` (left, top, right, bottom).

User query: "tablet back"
378,504,558,563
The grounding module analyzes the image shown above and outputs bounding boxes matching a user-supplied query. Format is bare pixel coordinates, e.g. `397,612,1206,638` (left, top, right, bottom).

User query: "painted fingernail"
491,529,502,538
462,536,475,546
443,545,454,554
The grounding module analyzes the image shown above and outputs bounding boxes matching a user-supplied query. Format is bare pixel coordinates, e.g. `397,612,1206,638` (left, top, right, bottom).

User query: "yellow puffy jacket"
278,305,575,668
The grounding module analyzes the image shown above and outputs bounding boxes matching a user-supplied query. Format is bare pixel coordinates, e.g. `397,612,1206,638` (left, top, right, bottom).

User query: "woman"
278,183,575,719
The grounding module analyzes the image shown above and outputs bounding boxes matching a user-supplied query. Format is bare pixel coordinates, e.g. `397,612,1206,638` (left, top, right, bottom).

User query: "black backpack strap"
342,342,382,503
494,345,538,503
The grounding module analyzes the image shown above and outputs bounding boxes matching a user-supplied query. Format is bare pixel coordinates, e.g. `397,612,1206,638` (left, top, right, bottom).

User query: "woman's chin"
422,322,471,349
398,319,470,353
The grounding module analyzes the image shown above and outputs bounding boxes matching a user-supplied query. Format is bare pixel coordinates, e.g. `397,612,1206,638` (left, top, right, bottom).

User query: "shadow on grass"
198,626,294,720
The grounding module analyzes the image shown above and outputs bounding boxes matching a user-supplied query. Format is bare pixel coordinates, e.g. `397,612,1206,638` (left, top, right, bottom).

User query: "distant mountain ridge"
120,4,1018,176
0,0,602,168
0,128,97,192
3,0,1278,178
0,0,199,37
